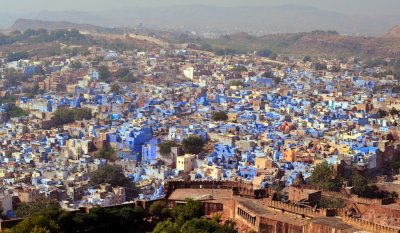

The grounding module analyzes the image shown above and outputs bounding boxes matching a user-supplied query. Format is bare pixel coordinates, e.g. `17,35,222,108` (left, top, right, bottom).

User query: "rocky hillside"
194,31,400,58
11,19,105,32
385,25,400,38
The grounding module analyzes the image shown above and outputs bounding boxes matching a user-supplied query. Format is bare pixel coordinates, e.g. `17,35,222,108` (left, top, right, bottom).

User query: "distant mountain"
11,18,105,31
3,5,400,36
385,25,400,38
195,31,400,58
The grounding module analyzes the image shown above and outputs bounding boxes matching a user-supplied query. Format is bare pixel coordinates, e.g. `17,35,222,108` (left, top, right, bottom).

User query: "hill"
3,5,400,36
189,31,400,58
385,25,400,38
11,18,105,32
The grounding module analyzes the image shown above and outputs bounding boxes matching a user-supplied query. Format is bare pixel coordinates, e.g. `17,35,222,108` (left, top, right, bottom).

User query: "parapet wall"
342,216,400,233
301,185,394,205
164,180,272,198
261,200,335,218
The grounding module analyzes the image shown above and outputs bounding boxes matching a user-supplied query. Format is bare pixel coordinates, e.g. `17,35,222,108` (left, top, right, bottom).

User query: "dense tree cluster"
11,202,145,233
153,199,237,233
182,135,204,154
95,146,116,161
0,29,86,48
228,80,244,87
158,141,177,156
53,107,92,126
15,198,60,218
351,173,397,199
257,48,277,60
89,164,133,188
211,111,228,121
149,201,169,219
98,65,111,82
309,161,342,191
110,84,120,94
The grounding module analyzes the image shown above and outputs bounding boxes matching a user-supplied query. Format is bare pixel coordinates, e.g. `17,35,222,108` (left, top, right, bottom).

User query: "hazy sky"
1,0,400,16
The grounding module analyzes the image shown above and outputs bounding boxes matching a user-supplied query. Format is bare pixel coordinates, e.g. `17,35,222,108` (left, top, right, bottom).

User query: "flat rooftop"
168,188,233,202
237,199,310,226
311,217,364,232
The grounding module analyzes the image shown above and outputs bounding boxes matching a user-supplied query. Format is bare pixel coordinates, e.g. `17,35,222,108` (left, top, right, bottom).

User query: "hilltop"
185,30,400,58
11,18,106,32
385,25,400,38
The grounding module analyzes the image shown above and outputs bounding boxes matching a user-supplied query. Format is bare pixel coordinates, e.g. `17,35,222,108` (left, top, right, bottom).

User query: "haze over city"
1,1,400,233
1,0,400,35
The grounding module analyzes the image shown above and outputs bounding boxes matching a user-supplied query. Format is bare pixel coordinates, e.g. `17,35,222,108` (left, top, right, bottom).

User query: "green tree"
16,197,60,218
120,74,138,83
30,226,51,233
257,49,277,60
159,141,177,156
110,83,120,94
351,173,370,197
171,198,203,226
153,220,179,233
98,65,110,82
314,62,327,70
182,135,204,154
96,146,116,161
70,61,82,69
115,68,130,78
211,111,228,121
89,164,133,187
391,155,400,170
303,55,312,63
310,161,342,191
8,104,29,118
377,109,388,117
149,201,167,219
74,108,92,121
318,196,346,209
228,80,244,87
53,108,92,126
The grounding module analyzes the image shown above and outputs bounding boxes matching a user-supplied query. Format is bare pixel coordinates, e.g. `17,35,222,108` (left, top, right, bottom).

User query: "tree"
159,141,177,156
211,111,228,121
74,108,92,121
318,196,346,209
171,198,203,226
96,146,116,161
110,83,120,94
120,74,138,83
257,49,277,60
153,199,238,233
391,155,400,170
377,109,388,117
115,68,130,78
153,220,179,233
390,108,400,116
182,135,204,154
16,197,60,218
329,66,341,73
228,80,244,87
303,55,312,63
314,62,327,71
30,226,51,233
98,65,110,82
8,104,29,118
149,201,167,219
310,161,342,191
89,164,133,187
53,107,92,126
70,61,82,69
351,173,370,197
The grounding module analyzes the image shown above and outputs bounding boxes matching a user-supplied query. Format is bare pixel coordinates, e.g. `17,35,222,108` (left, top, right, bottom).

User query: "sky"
1,0,400,16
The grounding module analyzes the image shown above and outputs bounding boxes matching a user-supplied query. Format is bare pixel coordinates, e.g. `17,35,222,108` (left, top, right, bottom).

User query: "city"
1,1,400,233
